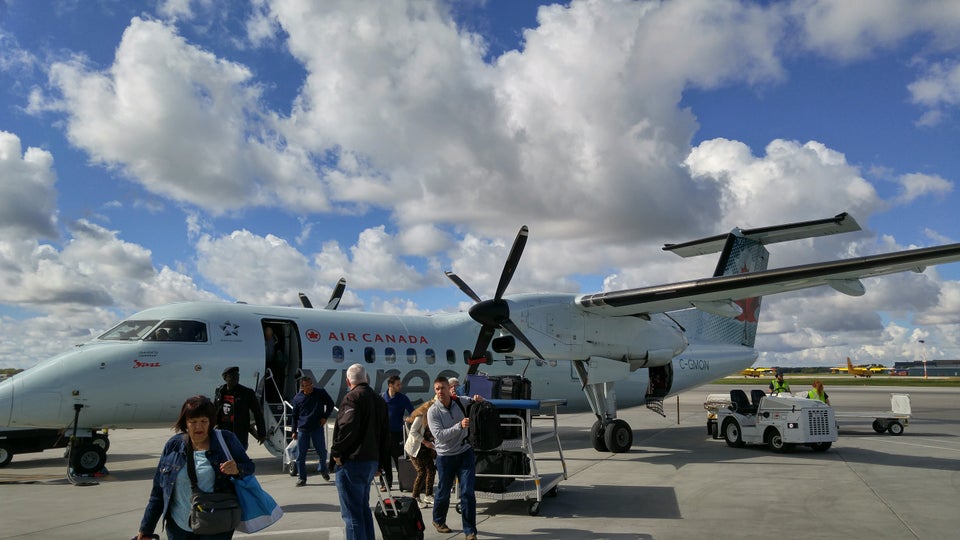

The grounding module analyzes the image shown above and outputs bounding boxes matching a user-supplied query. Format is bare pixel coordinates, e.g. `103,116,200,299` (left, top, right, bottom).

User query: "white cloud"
35,17,328,214
0,131,59,239
908,60,960,126
894,172,953,204
791,0,960,61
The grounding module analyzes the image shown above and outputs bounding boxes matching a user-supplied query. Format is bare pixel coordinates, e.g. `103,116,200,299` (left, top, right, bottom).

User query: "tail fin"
664,213,861,348
847,357,854,371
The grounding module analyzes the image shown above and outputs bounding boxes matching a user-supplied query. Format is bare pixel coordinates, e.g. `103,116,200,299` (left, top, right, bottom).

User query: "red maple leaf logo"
305,329,321,342
734,263,760,323
734,296,760,323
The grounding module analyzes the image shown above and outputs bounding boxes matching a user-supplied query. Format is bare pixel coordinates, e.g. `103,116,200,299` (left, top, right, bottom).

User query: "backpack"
466,400,503,451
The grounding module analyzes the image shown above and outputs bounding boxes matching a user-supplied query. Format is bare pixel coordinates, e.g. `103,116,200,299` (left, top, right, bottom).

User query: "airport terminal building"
892,359,960,377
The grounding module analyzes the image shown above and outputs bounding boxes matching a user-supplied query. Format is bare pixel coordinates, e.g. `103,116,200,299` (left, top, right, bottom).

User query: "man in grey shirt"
427,375,484,540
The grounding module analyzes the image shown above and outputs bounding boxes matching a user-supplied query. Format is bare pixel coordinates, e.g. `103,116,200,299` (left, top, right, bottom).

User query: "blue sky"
2,0,960,370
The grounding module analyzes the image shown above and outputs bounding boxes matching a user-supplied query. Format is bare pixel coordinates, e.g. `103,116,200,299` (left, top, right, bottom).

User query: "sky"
2,0,960,371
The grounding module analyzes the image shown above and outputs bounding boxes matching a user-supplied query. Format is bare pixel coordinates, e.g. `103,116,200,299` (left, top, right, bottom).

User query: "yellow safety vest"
771,379,790,393
807,389,827,403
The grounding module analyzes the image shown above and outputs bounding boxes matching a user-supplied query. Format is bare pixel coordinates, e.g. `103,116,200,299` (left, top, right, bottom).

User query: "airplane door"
262,320,302,403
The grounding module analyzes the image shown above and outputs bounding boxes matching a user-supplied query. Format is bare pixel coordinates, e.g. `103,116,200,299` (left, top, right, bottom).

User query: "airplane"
739,367,775,378
3,212,960,474
830,357,892,377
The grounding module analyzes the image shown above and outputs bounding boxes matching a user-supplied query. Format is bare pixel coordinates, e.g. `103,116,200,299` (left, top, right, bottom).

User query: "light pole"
918,339,928,380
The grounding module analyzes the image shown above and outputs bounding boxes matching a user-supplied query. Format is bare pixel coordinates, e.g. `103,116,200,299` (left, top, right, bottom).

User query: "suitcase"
497,375,532,400
397,456,417,493
467,400,503,451
373,481,425,540
465,374,498,399
474,450,530,493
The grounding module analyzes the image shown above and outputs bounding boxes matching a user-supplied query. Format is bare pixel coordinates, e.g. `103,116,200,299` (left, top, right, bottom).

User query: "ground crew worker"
807,380,831,405
769,372,791,394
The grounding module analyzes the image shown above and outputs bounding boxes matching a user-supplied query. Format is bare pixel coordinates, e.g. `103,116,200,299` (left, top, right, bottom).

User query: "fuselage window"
406,348,417,364
505,356,514,366
425,348,436,365
333,346,344,363
99,320,160,341
145,320,208,342
385,347,397,364
445,349,456,365
364,347,376,364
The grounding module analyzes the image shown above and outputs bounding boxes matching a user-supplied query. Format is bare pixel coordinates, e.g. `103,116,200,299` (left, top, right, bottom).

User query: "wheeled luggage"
497,375,532,400
396,456,417,493
373,480,425,540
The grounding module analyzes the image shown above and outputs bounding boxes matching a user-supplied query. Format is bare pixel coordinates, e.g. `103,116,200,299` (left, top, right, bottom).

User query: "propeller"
324,278,347,310
445,225,545,374
297,277,347,310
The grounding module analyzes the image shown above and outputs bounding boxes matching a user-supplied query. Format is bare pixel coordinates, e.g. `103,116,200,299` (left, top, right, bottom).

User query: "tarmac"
1,384,958,540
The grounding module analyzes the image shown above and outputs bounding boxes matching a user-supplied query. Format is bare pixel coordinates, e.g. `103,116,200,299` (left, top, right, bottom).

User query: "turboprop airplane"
739,367,775,378
3,212,960,474
830,357,892,377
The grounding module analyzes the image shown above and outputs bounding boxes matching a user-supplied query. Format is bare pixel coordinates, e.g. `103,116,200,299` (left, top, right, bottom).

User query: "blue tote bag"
216,431,284,533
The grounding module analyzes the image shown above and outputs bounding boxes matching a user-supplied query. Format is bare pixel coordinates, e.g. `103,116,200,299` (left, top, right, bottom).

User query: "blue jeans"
433,448,476,535
164,518,233,540
335,460,378,540
296,428,327,480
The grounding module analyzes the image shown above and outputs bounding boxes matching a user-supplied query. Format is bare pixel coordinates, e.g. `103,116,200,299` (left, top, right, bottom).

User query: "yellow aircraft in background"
831,357,891,377
739,367,775,378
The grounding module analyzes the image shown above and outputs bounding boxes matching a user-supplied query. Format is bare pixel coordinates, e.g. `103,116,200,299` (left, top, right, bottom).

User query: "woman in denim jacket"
136,395,255,540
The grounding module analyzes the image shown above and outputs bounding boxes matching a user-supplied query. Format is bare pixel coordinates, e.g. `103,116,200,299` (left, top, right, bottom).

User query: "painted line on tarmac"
245,527,345,539
867,437,960,452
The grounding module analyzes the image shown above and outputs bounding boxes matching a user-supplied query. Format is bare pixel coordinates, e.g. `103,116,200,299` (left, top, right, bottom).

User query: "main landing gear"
590,418,634,453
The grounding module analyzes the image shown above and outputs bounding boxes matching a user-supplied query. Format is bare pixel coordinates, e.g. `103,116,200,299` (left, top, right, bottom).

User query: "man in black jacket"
292,375,335,485
214,366,266,450
330,363,390,540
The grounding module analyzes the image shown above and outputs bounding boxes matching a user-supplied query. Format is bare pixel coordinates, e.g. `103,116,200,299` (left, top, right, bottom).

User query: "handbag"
185,434,241,535
218,431,284,533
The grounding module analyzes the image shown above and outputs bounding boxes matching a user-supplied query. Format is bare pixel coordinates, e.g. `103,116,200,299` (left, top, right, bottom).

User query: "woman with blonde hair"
404,397,438,508
807,380,831,405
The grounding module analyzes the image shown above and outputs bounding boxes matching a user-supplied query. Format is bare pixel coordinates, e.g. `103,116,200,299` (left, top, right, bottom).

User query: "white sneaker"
416,494,430,508
424,495,435,504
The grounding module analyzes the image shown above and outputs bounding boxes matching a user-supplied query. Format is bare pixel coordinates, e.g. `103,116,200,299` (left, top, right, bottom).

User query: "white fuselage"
0,299,754,430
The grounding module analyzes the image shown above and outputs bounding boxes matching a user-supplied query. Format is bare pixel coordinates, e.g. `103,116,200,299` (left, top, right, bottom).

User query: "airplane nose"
0,379,12,427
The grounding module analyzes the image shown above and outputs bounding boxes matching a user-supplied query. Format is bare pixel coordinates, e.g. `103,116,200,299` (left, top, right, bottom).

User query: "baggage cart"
834,393,911,435
469,398,567,516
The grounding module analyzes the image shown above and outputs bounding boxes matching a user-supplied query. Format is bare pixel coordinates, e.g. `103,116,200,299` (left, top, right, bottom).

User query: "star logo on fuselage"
220,321,240,336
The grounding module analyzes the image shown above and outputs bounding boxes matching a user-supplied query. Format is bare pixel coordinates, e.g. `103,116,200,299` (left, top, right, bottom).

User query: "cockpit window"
99,320,160,341
145,320,208,342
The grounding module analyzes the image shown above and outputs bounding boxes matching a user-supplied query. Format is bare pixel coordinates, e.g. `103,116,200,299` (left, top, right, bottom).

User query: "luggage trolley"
471,398,567,516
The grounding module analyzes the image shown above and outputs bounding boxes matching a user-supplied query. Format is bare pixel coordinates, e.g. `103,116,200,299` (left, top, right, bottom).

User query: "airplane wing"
576,242,960,316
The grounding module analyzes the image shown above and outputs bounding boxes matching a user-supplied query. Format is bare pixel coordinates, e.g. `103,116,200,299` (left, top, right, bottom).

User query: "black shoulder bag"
185,437,241,535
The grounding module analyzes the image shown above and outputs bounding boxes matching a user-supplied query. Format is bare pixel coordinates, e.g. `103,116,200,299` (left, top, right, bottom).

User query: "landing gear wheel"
887,421,904,436
528,501,540,516
0,443,13,467
811,442,832,452
872,420,886,433
723,420,744,448
766,429,786,453
590,420,609,452
287,462,297,476
92,433,110,452
71,443,107,475
455,502,462,514
603,419,633,453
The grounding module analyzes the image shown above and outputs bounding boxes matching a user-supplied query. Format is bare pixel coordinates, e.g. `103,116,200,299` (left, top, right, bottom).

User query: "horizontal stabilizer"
664,213,860,258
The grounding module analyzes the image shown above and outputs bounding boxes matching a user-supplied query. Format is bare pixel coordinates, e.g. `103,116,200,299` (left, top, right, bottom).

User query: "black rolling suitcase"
396,456,417,493
475,450,531,493
374,481,425,540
